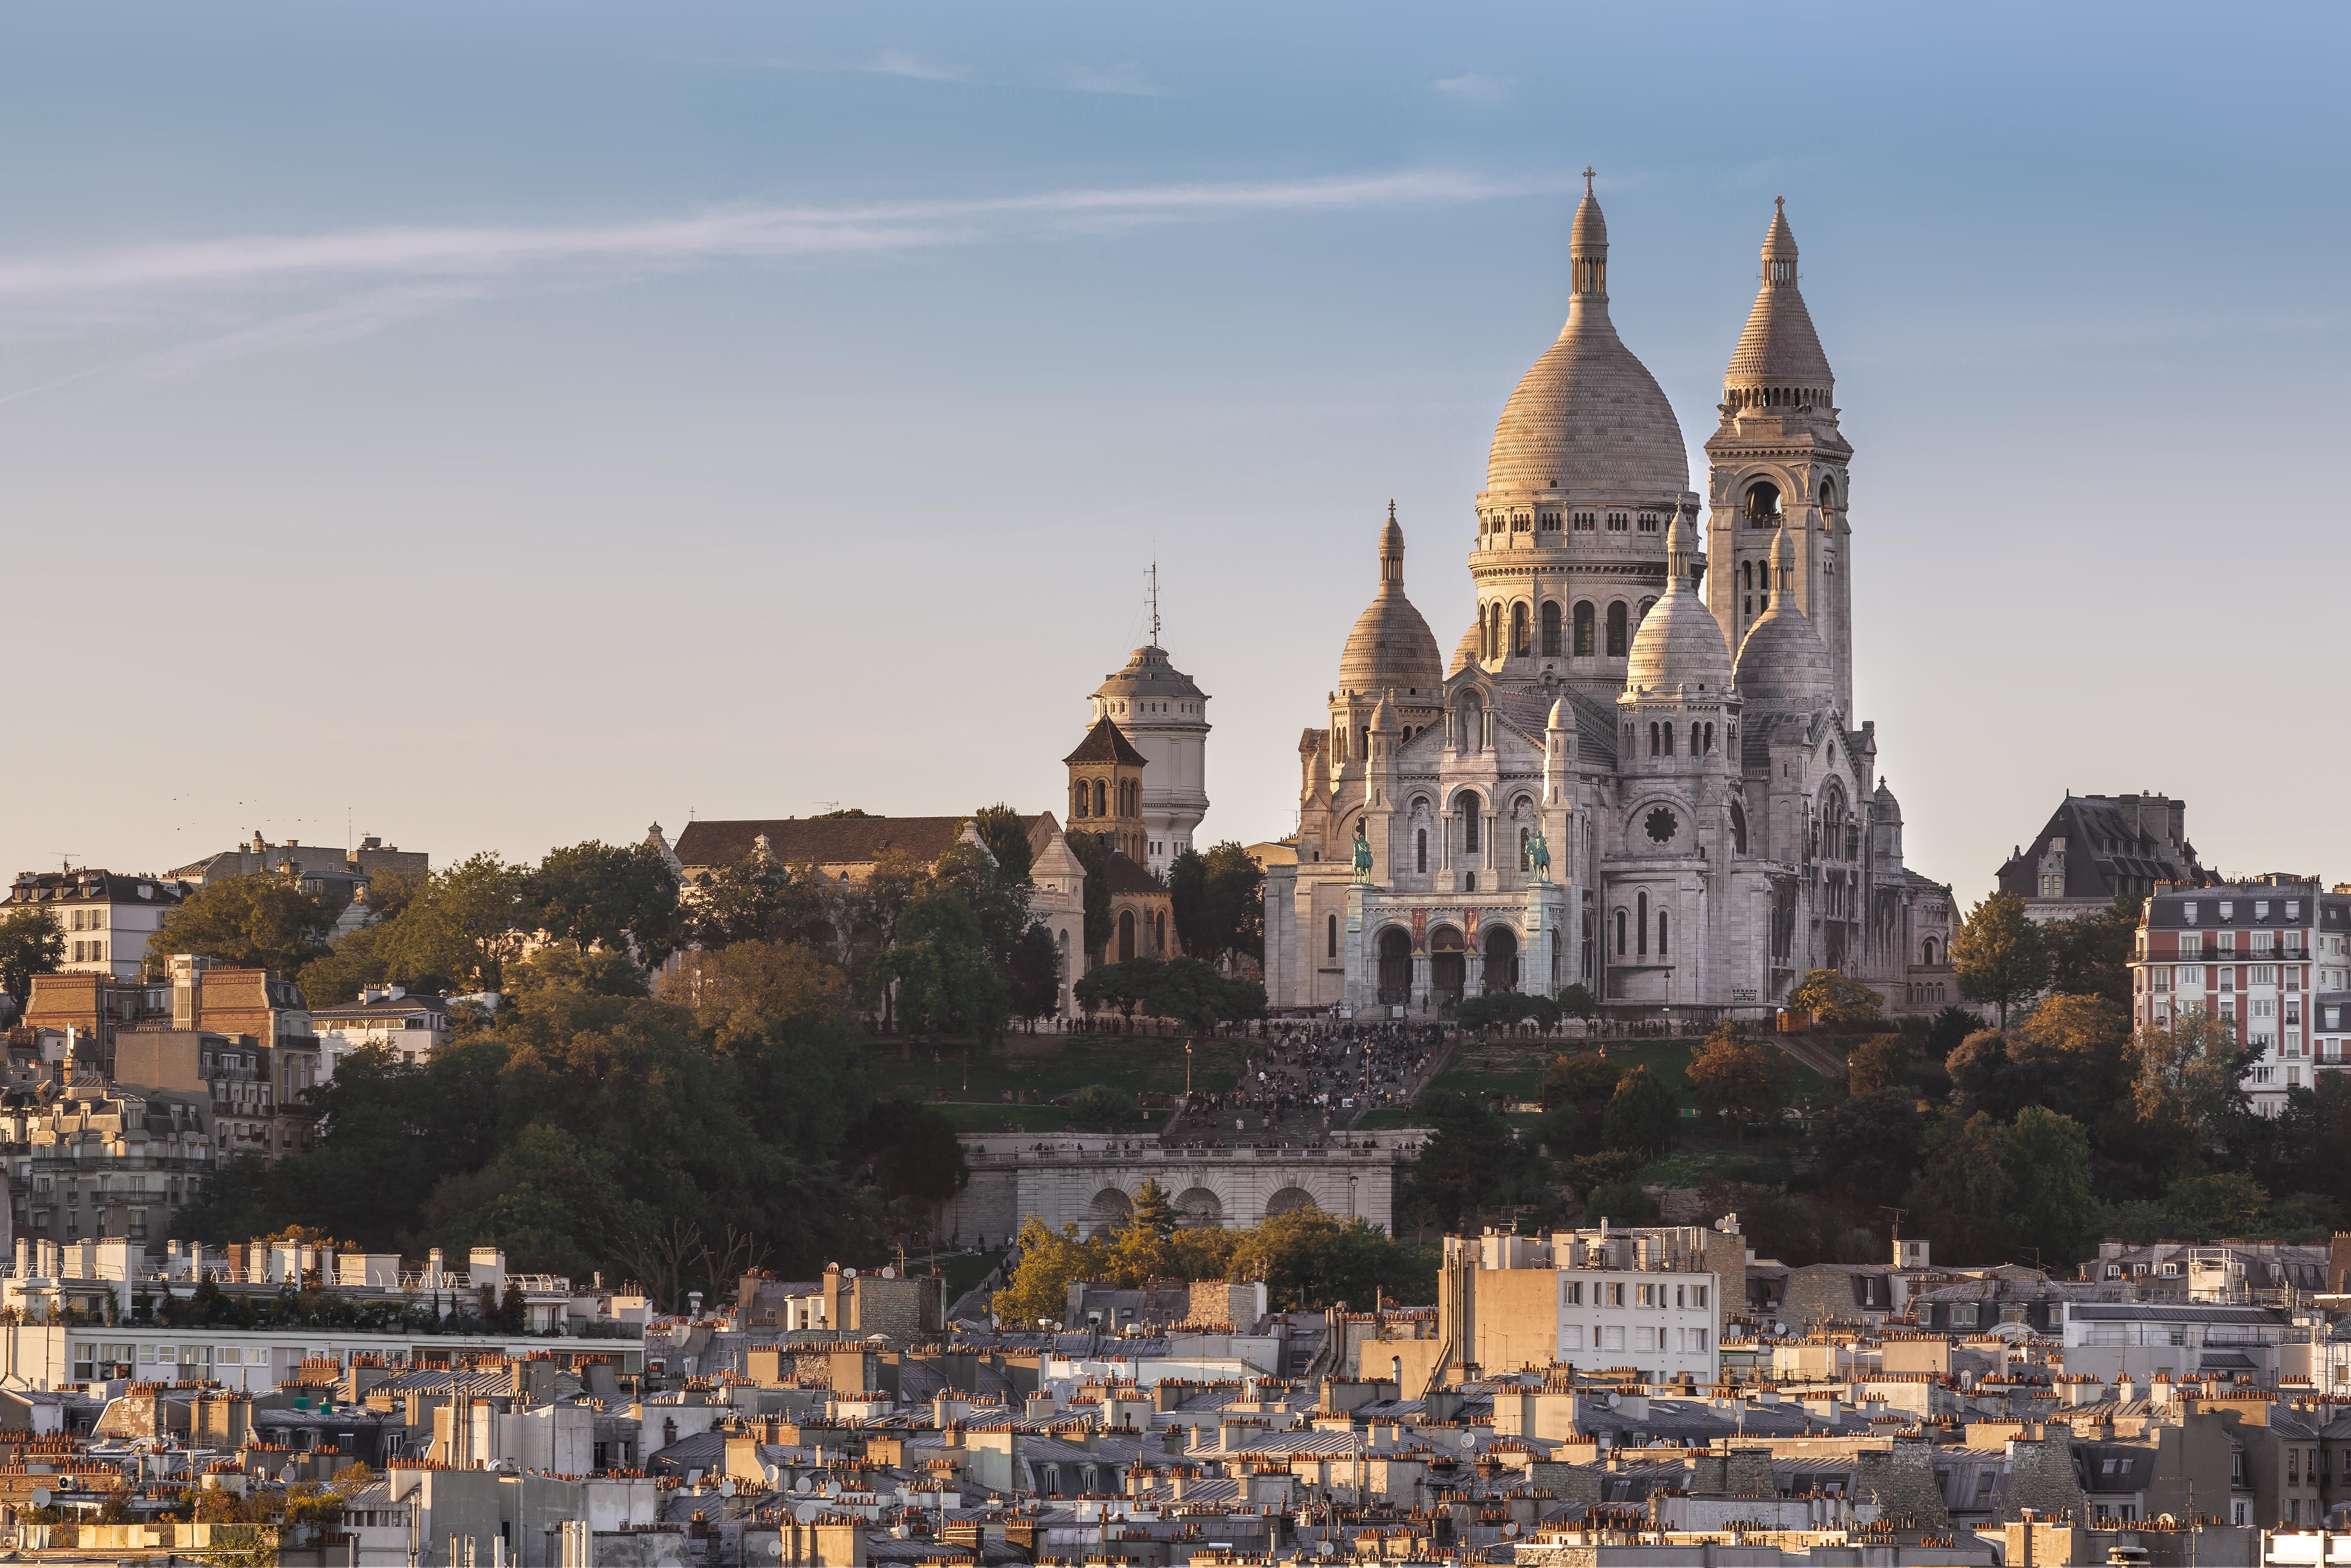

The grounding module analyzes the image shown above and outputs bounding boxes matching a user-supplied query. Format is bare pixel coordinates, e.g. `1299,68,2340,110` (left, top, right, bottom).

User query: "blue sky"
3,2,2344,899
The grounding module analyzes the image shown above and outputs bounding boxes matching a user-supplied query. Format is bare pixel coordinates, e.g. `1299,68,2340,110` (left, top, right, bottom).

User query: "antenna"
1880,1205,1907,1242
1148,562,1162,646
51,853,76,875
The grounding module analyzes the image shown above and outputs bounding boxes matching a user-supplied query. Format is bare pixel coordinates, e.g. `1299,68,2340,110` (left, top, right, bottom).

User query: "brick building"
2129,877,2351,1116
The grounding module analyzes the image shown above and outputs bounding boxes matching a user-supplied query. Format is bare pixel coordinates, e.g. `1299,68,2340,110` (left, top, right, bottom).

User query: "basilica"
1261,185,1956,1021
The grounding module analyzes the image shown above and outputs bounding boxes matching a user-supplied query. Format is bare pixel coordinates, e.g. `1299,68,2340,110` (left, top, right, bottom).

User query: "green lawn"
939,1248,1005,1305
865,1031,1251,1110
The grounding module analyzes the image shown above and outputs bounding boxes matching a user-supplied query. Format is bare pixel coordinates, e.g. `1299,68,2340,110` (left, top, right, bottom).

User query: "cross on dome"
1582,165,1596,194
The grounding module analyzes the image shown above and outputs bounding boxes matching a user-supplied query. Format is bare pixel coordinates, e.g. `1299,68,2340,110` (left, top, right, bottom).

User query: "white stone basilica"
1261,187,1956,1020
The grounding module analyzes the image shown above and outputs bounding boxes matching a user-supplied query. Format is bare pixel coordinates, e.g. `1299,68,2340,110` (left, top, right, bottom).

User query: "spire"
1769,520,1796,593
1378,503,1404,587
1569,170,1608,303
1667,506,1701,591
1724,198,1833,409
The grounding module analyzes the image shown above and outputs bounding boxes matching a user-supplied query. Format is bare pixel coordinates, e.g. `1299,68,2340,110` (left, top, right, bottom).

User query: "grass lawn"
866,1031,1253,1110
939,1248,1005,1305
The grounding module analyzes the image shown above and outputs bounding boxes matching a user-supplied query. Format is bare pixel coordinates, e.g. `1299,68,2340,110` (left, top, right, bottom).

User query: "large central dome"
1483,186,1690,500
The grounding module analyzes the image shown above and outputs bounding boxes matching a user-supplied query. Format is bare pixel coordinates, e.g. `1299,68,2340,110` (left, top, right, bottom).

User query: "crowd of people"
1165,1020,1446,1144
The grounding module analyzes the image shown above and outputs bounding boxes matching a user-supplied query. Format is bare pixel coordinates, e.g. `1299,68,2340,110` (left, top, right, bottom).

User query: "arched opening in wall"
1088,1187,1133,1238
1174,1187,1224,1228
1264,1187,1320,1218
1482,925,1520,994
1416,828,1428,873
1511,602,1530,657
1327,913,1338,961
1745,480,1782,528
1456,695,1483,751
1119,910,1136,962
1637,891,1649,956
1730,802,1749,855
1093,780,1107,817
1615,908,1627,956
1819,476,1836,526
1637,596,1656,626
1458,792,1483,854
1606,602,1629,657
1074,782,1090,819
1056,928,1069,979
1377,926,1413,1001
1155,910,1167,953
1573,601,1595,656
1489,602,1503,660
1541,601,1561,657
1922,937,1938,966
1658,908,1669,958
1428,926,1466,1004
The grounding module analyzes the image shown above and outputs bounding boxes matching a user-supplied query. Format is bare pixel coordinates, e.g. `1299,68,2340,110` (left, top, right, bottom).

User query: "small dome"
1725,199,1834,396
1733,600,1836,711
1547,697,1575,731
1448,617,1480,677
1624,513,1731,692
1093,644,1206,706
1338,509,1443,698
1369,691,1399,732
1873,779,1903,823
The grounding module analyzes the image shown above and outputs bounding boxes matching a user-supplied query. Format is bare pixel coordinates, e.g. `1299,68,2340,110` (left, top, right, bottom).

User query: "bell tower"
1705,199,1854,716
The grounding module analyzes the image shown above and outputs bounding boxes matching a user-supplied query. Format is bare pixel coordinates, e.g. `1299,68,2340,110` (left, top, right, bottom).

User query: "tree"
1845,1036,1909,1097
394,853,532,993
528,840,683,965
1583,1178,1659,1225
1685,1028,1787,1142
1170,844,1266,970
2000,1106,2097,1268
970,804,1036,887
1228,1208,1437,1310
1394,1093,1552,1235
1007,922,1063,1024
1906,1111,2013,1262
889,886,1010,1050
931,838,1031,971
148,875,334,976
1946,1030,2024,1122
0,907,64,1009
2162,1170,2269,1239
2043,896,2142,1006
1128,1177,1179,1239
1142,955,1260,1034
1953,892,2050,1029
1556,983,1600,1022
2008,993,2134,1127
688,848,814,950
1809,1088,1924,1196
1600,1066,1679,1157
1539,1051,1620,1156
1068,1084,1143,1130
2132,1010,2252,1165
853,1100,971,1207
660,940,847,1039
993,1216,1096,1328
1062,832,1117,959
1789,968,1884,1027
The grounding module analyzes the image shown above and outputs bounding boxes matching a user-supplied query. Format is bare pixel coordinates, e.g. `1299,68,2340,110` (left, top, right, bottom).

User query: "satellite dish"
842,1268,857,1280
1461,1433,1476,1451
720,1478,736,1497
794,1502,822,1524
1505,1523,1520,1537
28,1488,49,1508
1318,1543,1336,1558
880,1267,897,1280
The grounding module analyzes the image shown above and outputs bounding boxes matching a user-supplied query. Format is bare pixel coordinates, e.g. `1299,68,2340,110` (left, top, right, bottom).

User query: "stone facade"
938,1132,1411,1243
1089,644,1211,879
1263,189,1953,1021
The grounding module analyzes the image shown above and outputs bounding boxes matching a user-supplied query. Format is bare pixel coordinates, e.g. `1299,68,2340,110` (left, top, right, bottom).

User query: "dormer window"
2218,902,2233,921
2254,901,2269,920
2182,902,2198,925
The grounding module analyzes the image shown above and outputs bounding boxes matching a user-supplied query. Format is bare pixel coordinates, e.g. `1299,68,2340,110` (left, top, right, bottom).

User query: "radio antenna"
1148,562,1162,646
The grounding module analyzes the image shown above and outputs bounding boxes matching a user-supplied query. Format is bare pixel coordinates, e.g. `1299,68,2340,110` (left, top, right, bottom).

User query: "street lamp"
1348,1173,1358,1219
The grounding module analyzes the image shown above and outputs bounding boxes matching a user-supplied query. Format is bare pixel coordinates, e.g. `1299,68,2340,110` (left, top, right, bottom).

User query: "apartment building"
1436,1222,1740,1385
311,984,451,1071
0,870,185,982
2129,877,2351,1115
1,1082,214,1246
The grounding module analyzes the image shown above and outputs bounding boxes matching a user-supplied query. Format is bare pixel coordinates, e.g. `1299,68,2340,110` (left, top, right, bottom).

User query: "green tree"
2043,897,2142,1006
970,804,1036,887
1062,832,1117,959
1602,1065,1679,1157
1007,922,1063,1024
1556,983,1600,1021
0,907,64,1009
1228,1208,1437,1310
1906,1111,2013,1262
1684,1028,1787,1142
1538,1051,1620,1156
1128,1177,1178,1239
1170,843,1266,969
1583,1178,1659,1225
932,837,1031,970
1068,1084,1143,1130
2000,1106,2097,1268
687,848,814,949
1395,1093,1552,1236
2132,1010,2251,1165
1953,891,2050,1030
528,840,683,964
852,1100,971,1206
2162,1170,2269,1239
889,886,1011,1050
1141,955,1258,1034
392,853,532,993
1789,968,1884,1026
992,1216,1096,1328
1809,1088,1924,1196
148,875,334,976
2008,993,2135,1127
1946,1030,2025,1122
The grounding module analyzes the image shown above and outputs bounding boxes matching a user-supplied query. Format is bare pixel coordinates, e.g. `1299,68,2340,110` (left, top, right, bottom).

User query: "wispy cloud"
863,49,971,82
1062,62,1163,97
0,169,1569,387
1432,73,1511,105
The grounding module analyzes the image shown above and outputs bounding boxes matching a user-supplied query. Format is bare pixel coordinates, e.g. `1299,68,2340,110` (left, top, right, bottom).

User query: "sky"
2,2,2346,903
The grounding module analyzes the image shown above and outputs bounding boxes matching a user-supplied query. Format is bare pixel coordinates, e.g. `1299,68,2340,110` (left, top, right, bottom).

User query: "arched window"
1074,781,1089,819
1730,801,1748,855
1605,602,1628,657
1745,480,1781,528
1511,602,1529,657
1573,601,1595,656
1740,560,1752,590
1416,829,1428,873
1327,914,1338,960
1819,476,1836,524
1519,826,1533,871
1460,794,1482,854
1637,595,1656,624
1922,937,1938,966
1490,602,1504,658
1658,908,1669,958
1120,910,1137,962
1093,779,1107,817
1615,909,1627,955
1690,723,1702,756
1648,722,1659,757
1637,891,1649,956
1662,723,1675,757
1540,600,1561,657
1704,722,1715,753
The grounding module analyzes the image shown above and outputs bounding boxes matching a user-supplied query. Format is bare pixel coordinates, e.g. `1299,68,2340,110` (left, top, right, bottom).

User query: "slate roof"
1995,795,2209,904
1064,718,1149,768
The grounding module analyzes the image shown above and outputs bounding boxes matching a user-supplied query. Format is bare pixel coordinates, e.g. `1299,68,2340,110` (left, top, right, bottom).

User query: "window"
1658,910,1669,958
1561,1324,1587,1348
1416,830,1428,874
1564,1281,1584,1305
1606,602,1628,657
1637,892,1649,957
1327,915,1338,960
1511,602,1529,657
1461,797,1481,854
1602,1326,1625,1350
1744,480,1780,527
1573,601,1595,655
1615,909,1627,955
1541,600,1562,657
